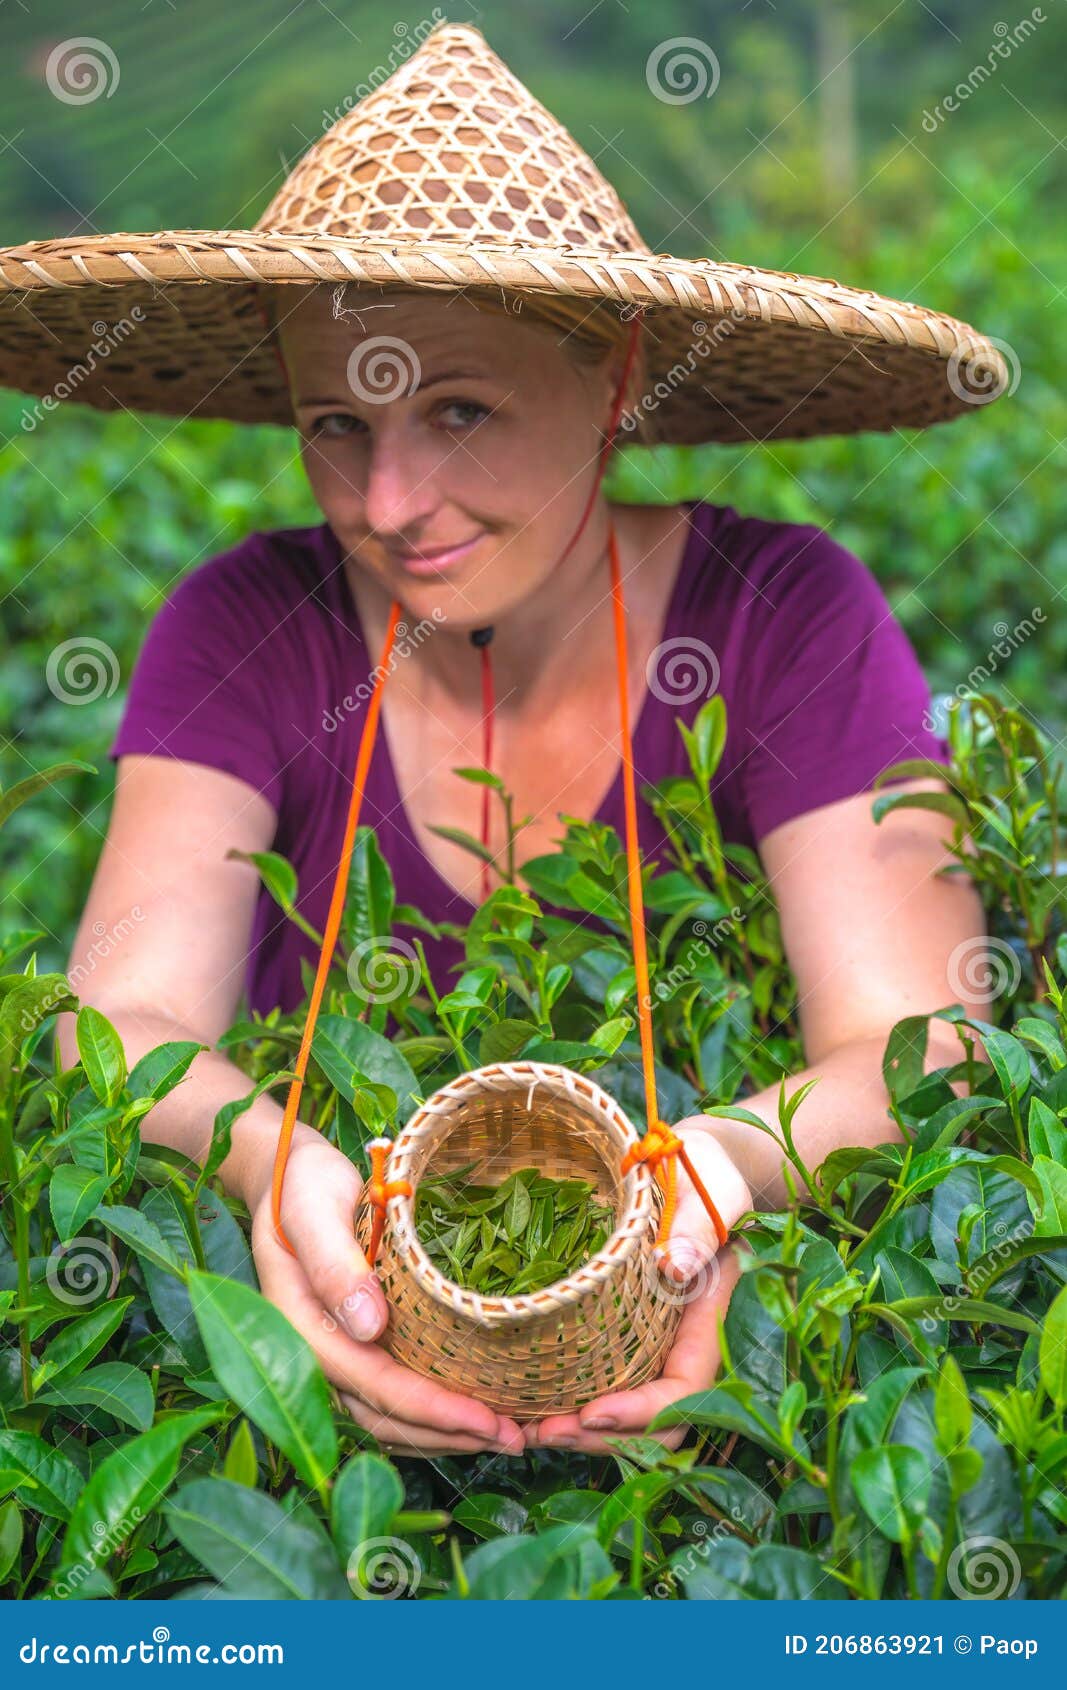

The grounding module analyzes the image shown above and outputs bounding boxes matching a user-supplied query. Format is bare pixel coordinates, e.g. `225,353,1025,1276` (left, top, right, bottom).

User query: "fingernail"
581,1415,617,1431
543,1434,576,1447
344,1284,385,1342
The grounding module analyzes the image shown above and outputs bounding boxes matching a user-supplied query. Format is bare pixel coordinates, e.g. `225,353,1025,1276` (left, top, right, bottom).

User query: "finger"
659,1134,742,1279
527,1413,685,1455
341,1394,527,1457
578,1249,740,1432
278,1148,389,1343
254,1208,505,1441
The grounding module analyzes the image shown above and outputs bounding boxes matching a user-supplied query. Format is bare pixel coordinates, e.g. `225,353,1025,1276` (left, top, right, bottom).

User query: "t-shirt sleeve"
737,525,951,843
107,549,284,812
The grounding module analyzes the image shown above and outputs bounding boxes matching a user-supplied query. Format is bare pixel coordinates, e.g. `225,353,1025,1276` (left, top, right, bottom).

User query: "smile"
389,530,486,576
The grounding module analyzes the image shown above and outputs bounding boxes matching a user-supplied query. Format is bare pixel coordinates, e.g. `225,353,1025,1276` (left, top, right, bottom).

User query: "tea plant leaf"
342,827,396,952
75,1006,126,1106
1039,1283,1067,1410
37,1362,155,1431
95,1204,186,1280
1030,1156,1067,1236
851,1445,930,1542
139,1186,256,1374
331,1453,402,1571
0,762,95,831
49,1164,113,1242
127,1040,205,1102
32,1297,132,1389
167,1477,350,1600
188,1272,337,1500
0,1431,82,1523
312,1013,419,1118
455,1523,614,1600
57,1404,223,1582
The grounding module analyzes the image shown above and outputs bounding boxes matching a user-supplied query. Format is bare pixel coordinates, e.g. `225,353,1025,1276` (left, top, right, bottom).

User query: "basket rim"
375,1060,657,1325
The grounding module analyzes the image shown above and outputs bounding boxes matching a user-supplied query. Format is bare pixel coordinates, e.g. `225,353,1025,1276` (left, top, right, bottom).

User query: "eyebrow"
293,368,492,407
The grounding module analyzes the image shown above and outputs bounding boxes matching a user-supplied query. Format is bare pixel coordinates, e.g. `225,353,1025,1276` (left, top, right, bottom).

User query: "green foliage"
1,692,1067,1598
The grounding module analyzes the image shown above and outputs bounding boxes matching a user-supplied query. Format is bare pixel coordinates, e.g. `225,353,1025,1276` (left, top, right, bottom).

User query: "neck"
346,500,631,712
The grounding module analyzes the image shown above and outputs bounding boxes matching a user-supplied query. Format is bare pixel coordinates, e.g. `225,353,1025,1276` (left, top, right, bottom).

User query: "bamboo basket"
353,1061,684,1418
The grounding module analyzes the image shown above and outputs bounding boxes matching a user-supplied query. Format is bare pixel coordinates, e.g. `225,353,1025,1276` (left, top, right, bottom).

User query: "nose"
361,419,437,542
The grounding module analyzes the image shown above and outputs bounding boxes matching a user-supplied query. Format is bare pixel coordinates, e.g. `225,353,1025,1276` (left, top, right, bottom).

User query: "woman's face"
277,289,625,631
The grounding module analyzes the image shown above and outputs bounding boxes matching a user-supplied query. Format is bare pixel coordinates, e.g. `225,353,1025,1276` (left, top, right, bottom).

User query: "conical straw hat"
0,19,1009,442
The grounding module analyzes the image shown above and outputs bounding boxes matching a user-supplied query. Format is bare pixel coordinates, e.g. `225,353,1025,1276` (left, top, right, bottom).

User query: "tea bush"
1,691,1066,1600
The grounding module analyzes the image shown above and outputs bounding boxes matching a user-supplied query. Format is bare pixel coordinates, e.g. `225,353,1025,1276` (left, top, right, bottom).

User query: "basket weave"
0,21,1008,443
353,1061,683,1418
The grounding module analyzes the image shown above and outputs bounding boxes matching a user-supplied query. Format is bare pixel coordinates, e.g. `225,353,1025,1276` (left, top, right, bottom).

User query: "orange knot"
366,1139,412,1210
621,1121,683,1174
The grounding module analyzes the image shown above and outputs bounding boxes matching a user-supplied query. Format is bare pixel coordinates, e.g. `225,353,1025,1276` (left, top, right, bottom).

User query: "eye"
308,411,361,438
436,399,489,430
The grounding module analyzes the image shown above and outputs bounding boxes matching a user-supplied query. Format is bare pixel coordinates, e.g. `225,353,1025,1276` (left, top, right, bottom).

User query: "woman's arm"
55,755,524,1456
690,777,991,1204
531,777,991,1452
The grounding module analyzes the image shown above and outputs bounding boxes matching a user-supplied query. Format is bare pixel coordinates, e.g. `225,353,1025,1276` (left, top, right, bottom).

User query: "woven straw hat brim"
0,226,1007,444
0,20,1009,444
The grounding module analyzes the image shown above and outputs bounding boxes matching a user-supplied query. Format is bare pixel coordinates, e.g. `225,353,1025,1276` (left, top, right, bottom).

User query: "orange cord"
609,529,730,1252
261,297,728,1266
478,640,495,903
270,600,401,1251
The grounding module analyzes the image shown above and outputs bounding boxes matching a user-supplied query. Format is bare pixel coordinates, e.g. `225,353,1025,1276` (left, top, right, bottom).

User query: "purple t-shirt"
108,500,950,1016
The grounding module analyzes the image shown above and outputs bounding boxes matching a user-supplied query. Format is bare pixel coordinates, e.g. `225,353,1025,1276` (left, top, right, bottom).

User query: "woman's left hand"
525,1124,752,1453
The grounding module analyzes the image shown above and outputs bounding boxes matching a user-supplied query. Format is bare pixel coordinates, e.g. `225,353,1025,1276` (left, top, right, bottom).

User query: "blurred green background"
0,0,1064,972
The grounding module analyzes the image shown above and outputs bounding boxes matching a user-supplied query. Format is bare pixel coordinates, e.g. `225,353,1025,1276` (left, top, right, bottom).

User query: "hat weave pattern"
0,21,1008,442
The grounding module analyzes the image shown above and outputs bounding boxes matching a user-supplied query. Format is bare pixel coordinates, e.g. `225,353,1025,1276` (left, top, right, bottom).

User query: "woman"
2,23,999,1457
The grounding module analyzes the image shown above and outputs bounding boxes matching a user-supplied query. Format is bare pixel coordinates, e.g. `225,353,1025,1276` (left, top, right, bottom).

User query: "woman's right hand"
244,1123,527,1457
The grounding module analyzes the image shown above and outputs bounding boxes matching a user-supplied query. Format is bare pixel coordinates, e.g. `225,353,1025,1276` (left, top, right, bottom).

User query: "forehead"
276,288,547,367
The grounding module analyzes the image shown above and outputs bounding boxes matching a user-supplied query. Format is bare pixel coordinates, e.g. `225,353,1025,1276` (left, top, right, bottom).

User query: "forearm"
55,1006,310,1210
694,1026,959,1210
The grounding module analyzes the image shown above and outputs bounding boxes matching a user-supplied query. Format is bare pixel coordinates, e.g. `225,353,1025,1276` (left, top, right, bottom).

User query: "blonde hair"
258,280,660,448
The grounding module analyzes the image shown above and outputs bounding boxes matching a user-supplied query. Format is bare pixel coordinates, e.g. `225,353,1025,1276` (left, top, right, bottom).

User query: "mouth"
387,529,487,578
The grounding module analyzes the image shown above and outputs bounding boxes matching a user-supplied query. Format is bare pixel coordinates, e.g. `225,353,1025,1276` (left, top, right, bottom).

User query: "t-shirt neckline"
320,501,708,916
